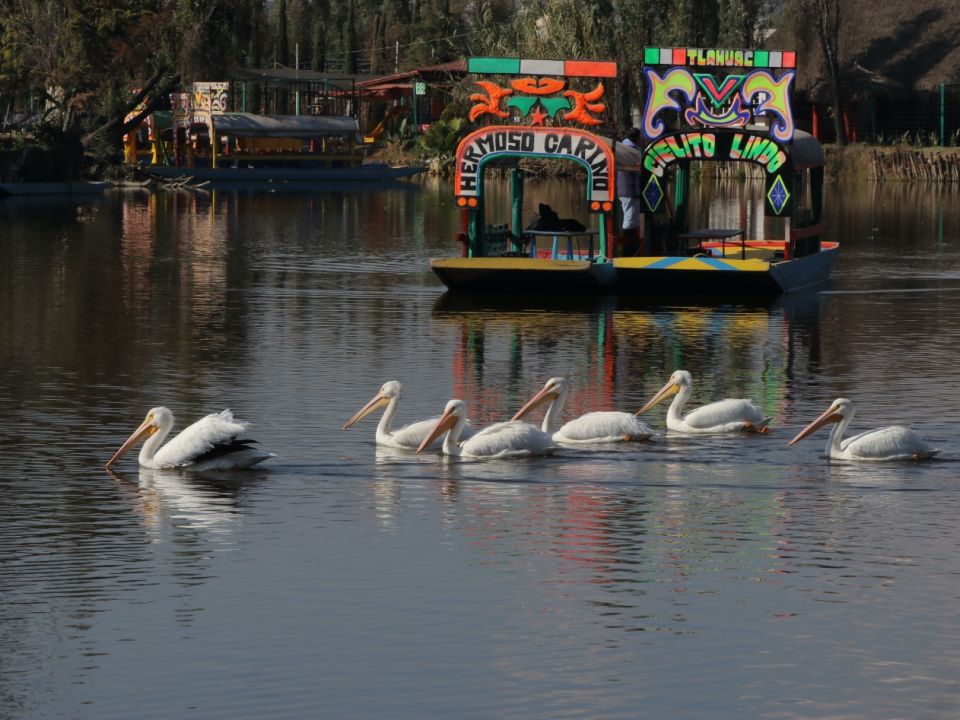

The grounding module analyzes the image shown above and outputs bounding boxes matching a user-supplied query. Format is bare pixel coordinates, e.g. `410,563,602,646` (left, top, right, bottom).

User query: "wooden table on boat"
678,228,746,259
523,230,600,260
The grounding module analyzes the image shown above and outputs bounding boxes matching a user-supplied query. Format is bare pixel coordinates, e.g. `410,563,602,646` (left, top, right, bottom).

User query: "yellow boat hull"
430,257,617,292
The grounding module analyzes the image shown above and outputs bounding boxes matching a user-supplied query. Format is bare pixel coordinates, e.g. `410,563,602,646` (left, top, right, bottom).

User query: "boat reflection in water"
431,290,823,439
422,290,829,628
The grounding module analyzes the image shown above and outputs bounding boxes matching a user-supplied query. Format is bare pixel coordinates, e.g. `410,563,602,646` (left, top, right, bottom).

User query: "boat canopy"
600,137,645,171
208,113,359,138
150,110,172,130
791,130,825,169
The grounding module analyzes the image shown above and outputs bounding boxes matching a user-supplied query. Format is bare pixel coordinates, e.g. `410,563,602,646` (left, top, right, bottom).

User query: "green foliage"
275,0,289,68
416,116,465,172
404,0,463,67
1,1,170,133
497,0,769,132
383,115,415,147
0,0,781,170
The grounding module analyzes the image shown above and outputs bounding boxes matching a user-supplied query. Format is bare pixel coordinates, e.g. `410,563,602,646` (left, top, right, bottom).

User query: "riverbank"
4,141,958,187
833,145,960,182
702,144,960,183
374,143,960,184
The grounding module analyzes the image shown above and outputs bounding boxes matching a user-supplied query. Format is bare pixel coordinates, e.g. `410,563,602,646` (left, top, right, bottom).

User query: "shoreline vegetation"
401,144,960,183
2,2,957,189
704,145,960,183
3,141,959,187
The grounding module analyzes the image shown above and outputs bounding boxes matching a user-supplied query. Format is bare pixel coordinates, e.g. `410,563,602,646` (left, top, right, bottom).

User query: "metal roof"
208,113,359,137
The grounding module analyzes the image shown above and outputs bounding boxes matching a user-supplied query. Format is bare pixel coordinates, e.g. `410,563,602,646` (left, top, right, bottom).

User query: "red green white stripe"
468,57,617,77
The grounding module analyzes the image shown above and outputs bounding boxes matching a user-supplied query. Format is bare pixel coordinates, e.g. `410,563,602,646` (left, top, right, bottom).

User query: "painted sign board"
455,126,613,203
638,131,793,217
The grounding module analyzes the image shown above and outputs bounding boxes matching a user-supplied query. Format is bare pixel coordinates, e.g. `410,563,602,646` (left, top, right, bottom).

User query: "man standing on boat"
617,128,645,256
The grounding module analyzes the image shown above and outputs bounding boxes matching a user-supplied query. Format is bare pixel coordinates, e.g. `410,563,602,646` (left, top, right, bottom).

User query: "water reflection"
431,293,822,431
406,458,799,640
370,446,417,530
108,468,256,541
417,284,960,665
4,181,960,719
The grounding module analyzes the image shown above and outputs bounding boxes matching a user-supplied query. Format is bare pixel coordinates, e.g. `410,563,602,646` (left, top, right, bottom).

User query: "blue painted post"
467,209,478,258
599,213,608,259
468,192,484,258
510,169,524,253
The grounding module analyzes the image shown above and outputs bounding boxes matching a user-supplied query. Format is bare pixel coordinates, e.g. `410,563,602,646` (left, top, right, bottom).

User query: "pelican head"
788,398,852,446
106,407,175,468
416,399,466,453
512,376,568,421
342,381,402,430
636,370,691,416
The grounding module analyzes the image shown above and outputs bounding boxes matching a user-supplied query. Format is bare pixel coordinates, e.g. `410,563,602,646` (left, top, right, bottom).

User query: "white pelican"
342,380,476,449
106,407,274,471
789,398,941,461
512,376,654,444
417,399,557,458
636,369,771,434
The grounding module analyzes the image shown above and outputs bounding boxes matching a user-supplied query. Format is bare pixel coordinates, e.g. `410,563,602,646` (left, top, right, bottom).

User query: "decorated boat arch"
616,46,837,293
432,56,630,292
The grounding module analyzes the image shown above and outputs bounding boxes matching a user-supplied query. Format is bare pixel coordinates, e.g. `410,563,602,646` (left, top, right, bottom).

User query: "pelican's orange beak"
788,405,842,446
106,412,158,468
511,385,559,422
342,394,389,430
636,380,680,416
417,408,459,453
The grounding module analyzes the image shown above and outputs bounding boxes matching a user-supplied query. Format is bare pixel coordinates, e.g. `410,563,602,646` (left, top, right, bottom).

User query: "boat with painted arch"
431,50,836,295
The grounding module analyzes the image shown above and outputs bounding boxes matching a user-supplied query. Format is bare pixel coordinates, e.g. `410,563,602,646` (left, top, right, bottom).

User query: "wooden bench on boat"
523,230,601,260
678,228,745,258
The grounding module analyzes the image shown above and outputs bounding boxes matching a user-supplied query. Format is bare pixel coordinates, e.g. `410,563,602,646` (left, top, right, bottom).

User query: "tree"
275,0,289,68
718,0,763,47
343,0,357,74
466,0,514,57
611,0,660,128
287,0,310,70
174,0,258,79
658,0,721,47
0,0,272,163
311,9,327,72
369,6,384,74
0,1,181,150
809,0,847,144
0,0,779,172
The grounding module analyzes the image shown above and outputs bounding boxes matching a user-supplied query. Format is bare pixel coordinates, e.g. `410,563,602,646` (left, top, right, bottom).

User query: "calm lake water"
2,176,960,719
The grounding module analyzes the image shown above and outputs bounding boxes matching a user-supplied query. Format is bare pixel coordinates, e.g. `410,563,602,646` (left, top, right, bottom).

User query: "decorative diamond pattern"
767,174,790,215
643,174,664,211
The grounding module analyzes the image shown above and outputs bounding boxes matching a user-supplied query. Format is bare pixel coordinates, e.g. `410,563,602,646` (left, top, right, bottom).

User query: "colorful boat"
133,83,423,185
431,50,836,295
431,57,621,292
